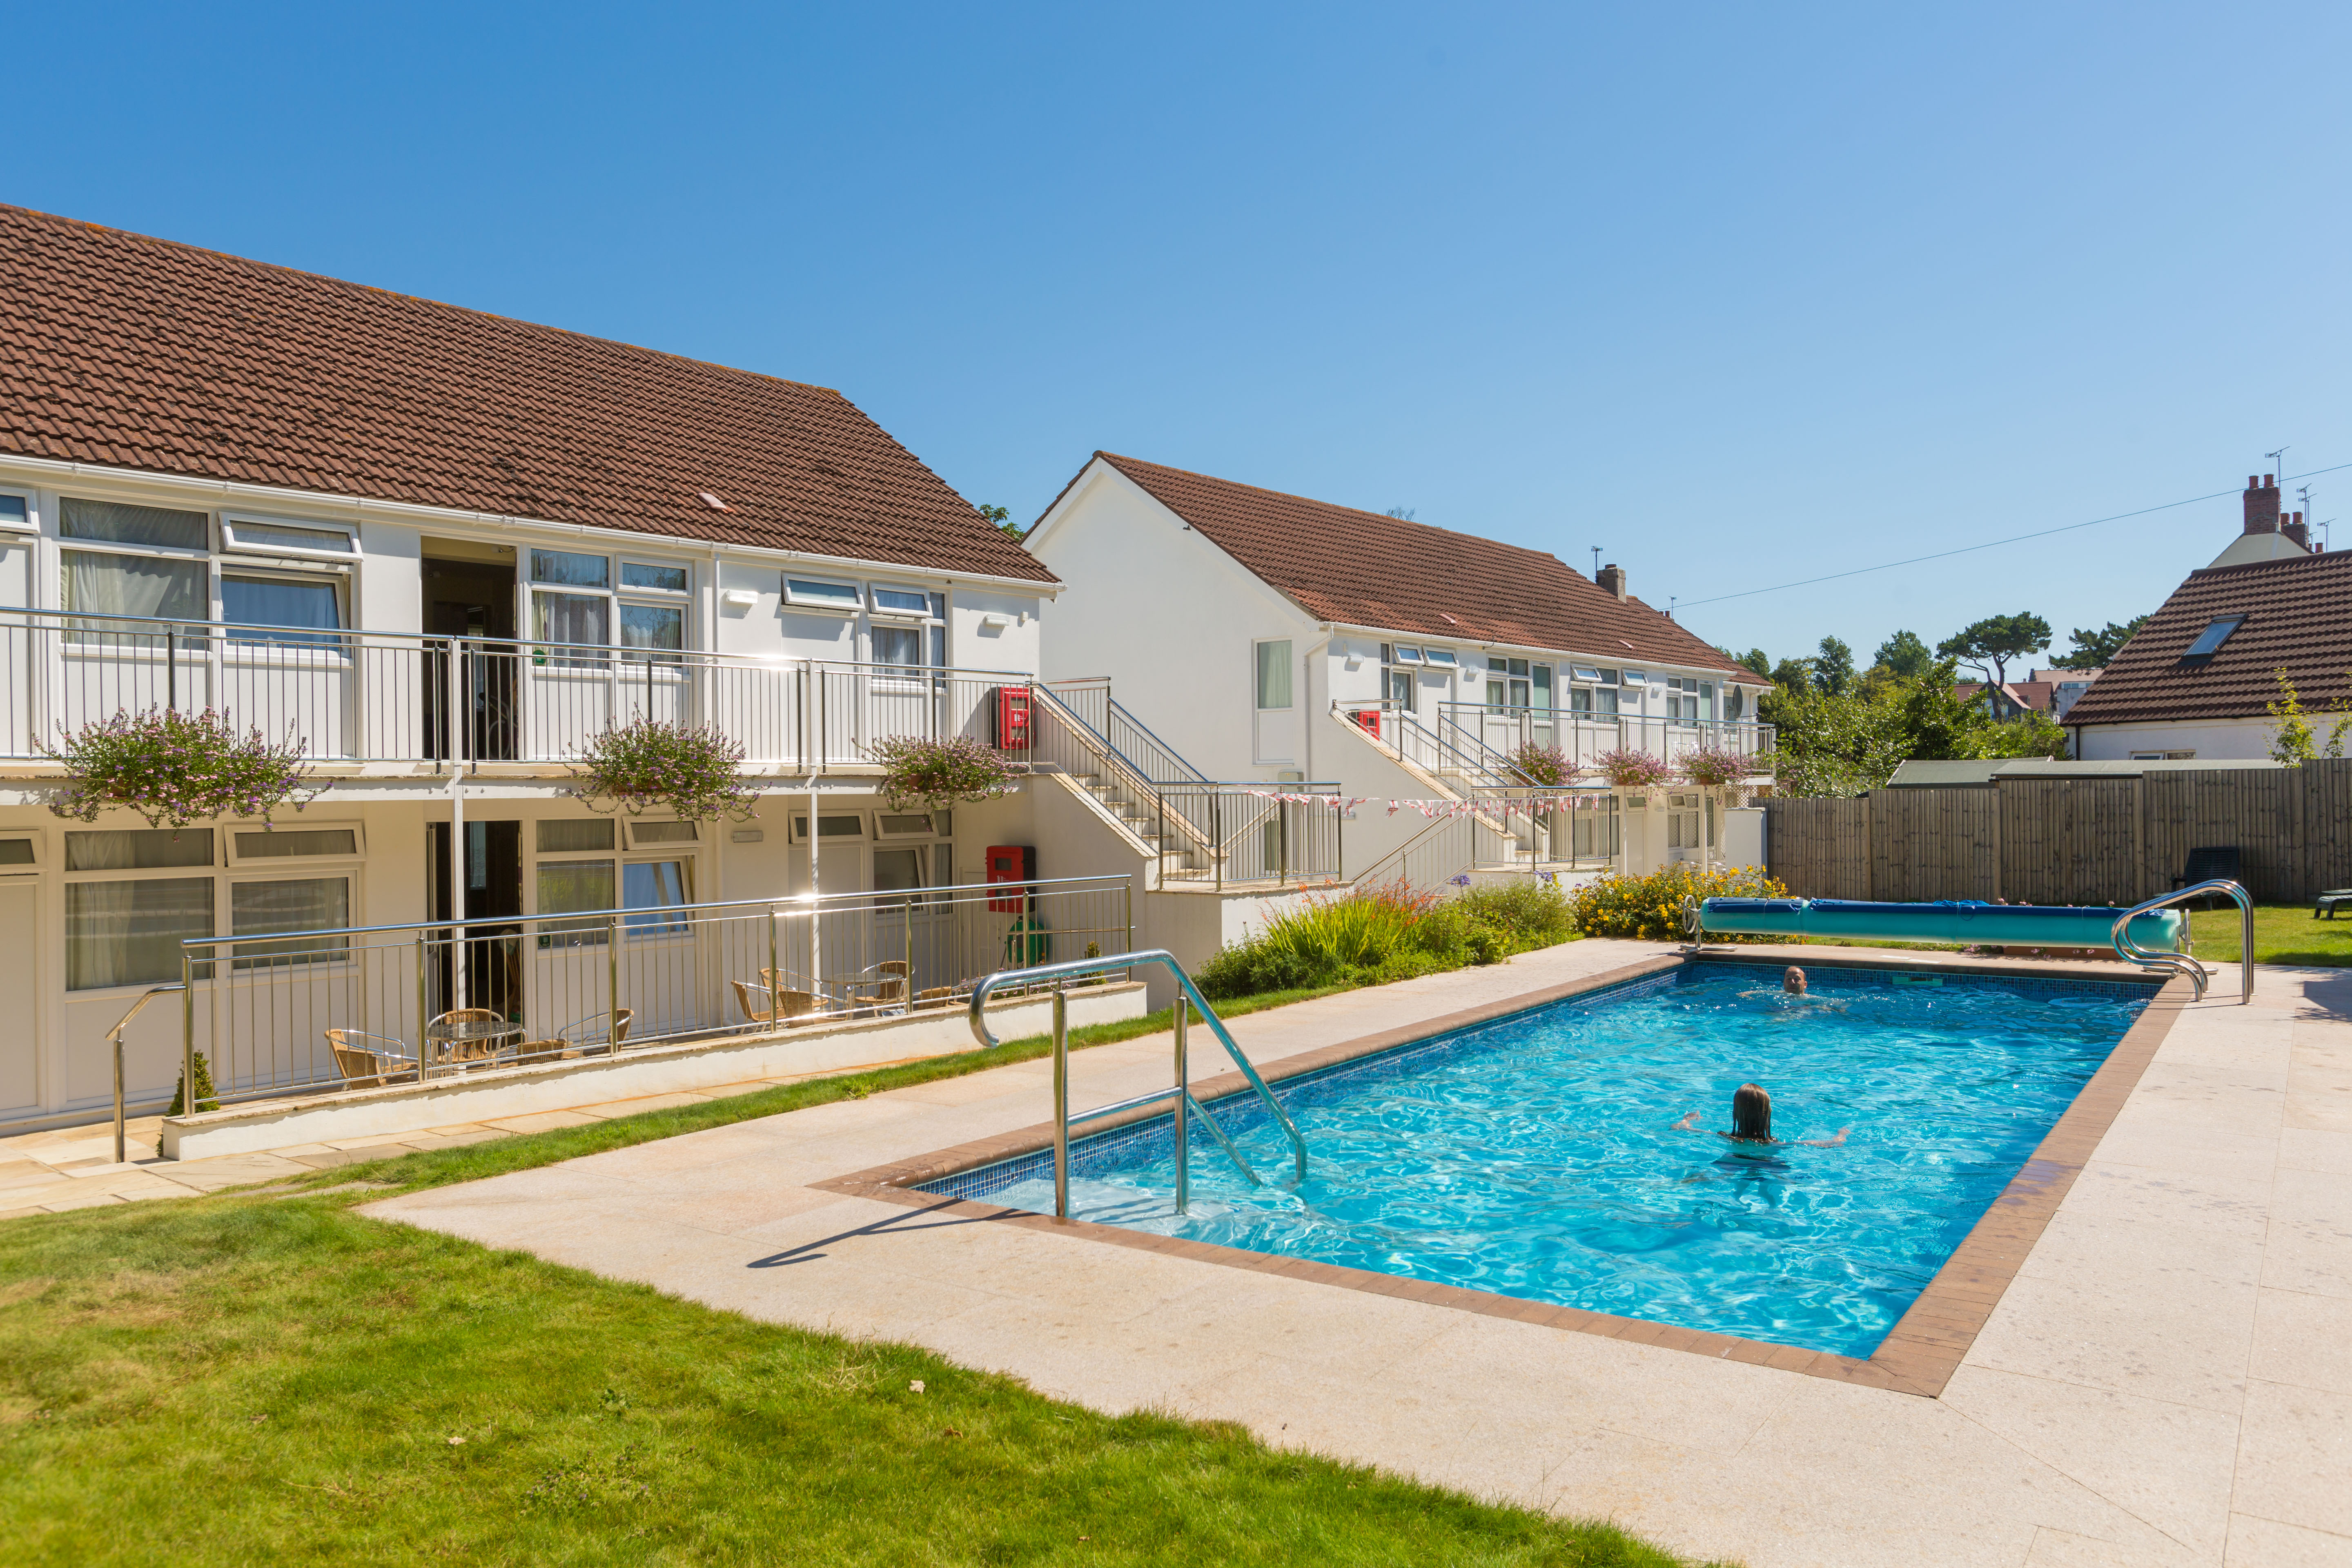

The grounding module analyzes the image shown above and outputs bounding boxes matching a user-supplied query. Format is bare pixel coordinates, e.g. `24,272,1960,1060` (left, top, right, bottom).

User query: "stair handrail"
102,982,186,1163
2111,879,2250,1004
1027,683,1224,859
968,950,1309,1220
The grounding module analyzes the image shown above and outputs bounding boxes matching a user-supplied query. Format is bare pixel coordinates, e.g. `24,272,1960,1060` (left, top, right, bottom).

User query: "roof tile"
0,205,1053,584
1091,453,1746,676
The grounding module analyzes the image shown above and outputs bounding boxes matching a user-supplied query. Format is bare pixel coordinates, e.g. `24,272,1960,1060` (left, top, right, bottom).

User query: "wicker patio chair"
325,1029,416,1091
557,1007,637,1051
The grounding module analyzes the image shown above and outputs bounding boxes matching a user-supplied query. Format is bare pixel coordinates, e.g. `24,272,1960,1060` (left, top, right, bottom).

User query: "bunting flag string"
1242,791,1617,816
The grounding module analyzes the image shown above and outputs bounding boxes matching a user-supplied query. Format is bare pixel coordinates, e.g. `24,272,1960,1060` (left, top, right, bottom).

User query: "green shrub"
1566,863,1788,942
1192,878,1579,1001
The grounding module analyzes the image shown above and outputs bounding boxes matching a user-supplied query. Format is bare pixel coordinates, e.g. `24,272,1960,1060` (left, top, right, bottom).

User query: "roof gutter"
0,451,1062,597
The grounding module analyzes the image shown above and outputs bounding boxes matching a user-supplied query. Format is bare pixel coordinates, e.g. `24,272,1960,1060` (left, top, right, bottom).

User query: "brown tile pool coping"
814,948,2193,1399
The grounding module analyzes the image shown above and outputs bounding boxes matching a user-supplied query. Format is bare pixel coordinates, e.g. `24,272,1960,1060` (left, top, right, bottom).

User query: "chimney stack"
2244,473,2281,535
1597,563,1627,601
2283,510,2312,549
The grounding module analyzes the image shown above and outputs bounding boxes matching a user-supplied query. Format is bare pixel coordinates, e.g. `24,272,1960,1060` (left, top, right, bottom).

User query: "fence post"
1213,794,1224,893
767,907,781,1026
902,894,914,1014
608,915,622,1057
180,947,196,1127
415,930,432,1078
1051,987,1070,1223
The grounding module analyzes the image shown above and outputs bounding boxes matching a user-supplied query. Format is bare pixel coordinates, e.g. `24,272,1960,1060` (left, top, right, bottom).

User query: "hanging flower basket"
1506,741,1579,787
42,707,322,829
869,735,1022,813
566,719,758,822
1592,747,1674,792
1680,745,1757,791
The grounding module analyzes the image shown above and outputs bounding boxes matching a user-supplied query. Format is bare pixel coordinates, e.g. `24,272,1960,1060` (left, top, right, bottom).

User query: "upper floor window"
59,497,350,645
61,497,208,551
784,577,862,612
0,493,28,530
870,588,947,671
1485,657,1553,710
222,517,356,557
532,550,689,664
2180,615,2244,662
1256,639,1294,710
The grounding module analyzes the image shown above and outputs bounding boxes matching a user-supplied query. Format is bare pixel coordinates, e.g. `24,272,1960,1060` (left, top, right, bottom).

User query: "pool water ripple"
972,964,2152,1357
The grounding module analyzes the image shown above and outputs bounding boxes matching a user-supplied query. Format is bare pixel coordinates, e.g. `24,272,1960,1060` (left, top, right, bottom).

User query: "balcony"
1428,701,1775,773
0,608,1032,774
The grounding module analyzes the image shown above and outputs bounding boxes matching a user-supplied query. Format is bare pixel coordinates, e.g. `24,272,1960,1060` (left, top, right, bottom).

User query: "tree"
2049,615,2150,670
1735,648,1772,679
1764,659,2065,797
2265,668,2352,764
1768,657,1813,692
1384,506,1417,520
1811,636,1855,696
979,503,1023,541
1937,612,2052,689
1873,629,1933,679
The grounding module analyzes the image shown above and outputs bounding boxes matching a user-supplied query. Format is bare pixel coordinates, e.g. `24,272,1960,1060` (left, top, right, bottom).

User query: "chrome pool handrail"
2110,880,2251,1004
967,950,1309,1221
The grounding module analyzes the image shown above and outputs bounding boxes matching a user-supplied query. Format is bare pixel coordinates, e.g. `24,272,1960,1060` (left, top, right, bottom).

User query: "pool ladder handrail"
2110,879,2252,1004
968,950,1309,1222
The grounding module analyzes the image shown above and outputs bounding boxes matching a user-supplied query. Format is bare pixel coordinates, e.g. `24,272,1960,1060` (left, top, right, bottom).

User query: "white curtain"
63,549,207,624
230,877,350,968
66,877,213,990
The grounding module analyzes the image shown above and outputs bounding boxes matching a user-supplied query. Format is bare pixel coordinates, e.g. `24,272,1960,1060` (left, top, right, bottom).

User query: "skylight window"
2180,615,2245,662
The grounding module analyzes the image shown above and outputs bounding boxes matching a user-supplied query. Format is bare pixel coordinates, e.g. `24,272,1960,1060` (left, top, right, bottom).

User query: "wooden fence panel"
1997,779,2139,905
1870,788,1996,902
1763,798,1870,898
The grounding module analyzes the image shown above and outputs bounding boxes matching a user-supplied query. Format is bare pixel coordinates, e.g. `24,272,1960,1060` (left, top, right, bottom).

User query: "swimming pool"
922,962,2158,1358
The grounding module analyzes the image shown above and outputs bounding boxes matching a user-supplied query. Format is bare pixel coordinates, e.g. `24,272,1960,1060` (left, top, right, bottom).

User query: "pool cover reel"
1692,898,2185,950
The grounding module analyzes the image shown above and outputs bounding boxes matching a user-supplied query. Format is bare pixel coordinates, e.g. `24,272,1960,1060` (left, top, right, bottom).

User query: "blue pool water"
930,963,2155,1357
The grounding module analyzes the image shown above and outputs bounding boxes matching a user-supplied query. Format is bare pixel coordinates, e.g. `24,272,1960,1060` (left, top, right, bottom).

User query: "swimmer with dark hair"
1671,1082,1849,1147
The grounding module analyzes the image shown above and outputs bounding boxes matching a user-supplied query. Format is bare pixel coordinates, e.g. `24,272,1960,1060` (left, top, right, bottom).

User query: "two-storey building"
0,205,1125,1133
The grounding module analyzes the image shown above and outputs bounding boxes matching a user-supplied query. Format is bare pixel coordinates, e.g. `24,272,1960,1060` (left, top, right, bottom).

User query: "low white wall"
160,981,1147,1160
2074,719,2273,761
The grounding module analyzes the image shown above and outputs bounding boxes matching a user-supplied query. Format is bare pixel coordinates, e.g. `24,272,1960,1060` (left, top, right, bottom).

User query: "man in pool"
1671,1082,1849,1147
1782,966,1806,993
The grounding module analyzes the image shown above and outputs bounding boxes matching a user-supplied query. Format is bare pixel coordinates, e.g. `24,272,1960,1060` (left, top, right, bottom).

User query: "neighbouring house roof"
2060,548,2352,729
0,205,1054,584
1082,452,1748,678
1955,679,2056,713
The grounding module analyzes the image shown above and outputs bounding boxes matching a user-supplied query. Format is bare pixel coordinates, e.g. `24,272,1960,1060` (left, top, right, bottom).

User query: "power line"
1675,460,2352,611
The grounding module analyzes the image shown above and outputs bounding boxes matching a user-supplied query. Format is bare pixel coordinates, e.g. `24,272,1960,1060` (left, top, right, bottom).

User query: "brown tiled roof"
1088,453,1746,676
0,205,1053,583
2061,548,2352,728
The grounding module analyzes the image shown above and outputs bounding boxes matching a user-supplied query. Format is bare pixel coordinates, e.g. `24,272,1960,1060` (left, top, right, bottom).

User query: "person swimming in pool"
1670,1082,1849,1147
1782,966,1806,994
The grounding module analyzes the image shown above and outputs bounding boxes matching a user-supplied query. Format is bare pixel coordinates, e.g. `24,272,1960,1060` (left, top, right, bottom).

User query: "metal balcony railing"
0,607,1036,773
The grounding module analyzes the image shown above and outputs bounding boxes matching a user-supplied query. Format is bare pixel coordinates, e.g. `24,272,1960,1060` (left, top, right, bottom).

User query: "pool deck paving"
358,940,2352,1568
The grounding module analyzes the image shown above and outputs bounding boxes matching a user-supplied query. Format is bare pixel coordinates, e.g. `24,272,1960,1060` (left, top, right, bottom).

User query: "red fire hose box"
993,686,1033,751
985,844,1036,913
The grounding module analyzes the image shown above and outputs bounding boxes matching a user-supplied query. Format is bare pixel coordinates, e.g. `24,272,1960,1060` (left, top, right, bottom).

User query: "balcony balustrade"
0,608,1031,773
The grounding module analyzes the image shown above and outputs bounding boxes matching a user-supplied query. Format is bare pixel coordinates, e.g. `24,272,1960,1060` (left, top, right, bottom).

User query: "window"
790,813,866,842
620,601,683,663
531,549,610,589
1485,657,1549,710
63,548,207,628
533,586,608,656
871,586,931,616
223,572,344,647
1389,644,1424,664
1380,644,1417,711
67,878,213,989
538,819,615,854
0,837,33,865
872,844,953,906
784,577,862,611
67,829,214,871
2181,616,2245,662
536,859,617,946
622,860,692,936
869,589,947,670
229,826,360,862
221,518,356,557
1570,666,1601,682
231,877,350,969
1255,640,1294,709
874,810,952,839
0,493,27,530
622,562,688,592
628,820,698,846
61,496,208,550
873,624,926,669
1423,648,1458,667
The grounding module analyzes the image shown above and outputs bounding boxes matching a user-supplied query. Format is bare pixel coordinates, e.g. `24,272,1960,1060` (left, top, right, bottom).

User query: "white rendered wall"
2074,719,2275,760
1028,463,1317,781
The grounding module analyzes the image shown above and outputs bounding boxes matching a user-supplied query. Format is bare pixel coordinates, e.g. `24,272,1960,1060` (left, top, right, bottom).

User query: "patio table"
425,1016,524,1068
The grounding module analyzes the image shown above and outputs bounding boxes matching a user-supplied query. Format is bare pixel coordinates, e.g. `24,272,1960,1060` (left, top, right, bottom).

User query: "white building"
1025,453,1775,884
0,205,1213,1135
2067,474,2348,762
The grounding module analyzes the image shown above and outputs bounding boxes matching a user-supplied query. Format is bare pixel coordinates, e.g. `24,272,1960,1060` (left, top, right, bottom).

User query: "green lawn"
2189,902,2352,967
2,966,1708,1566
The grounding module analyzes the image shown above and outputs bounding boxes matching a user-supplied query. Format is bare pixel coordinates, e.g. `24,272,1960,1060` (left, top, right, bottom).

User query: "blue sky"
9,2,2347,670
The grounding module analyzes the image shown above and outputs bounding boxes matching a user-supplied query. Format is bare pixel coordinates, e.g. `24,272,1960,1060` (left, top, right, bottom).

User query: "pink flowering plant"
43,707,322,829
1679,745,1757,790
1593,748,1675,790
871,734,1022,812
567,718,758,822
1506,741,1579,786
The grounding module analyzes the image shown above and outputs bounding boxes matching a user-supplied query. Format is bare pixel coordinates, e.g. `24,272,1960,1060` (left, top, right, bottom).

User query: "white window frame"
788,812,869,844
223,820,368,866
783,575,863,613
0,833,36,866
218,563,352,652
1422,648,1457,667
625,819,699,849
873,809,953,840
0,489,33,533
225,866,361,971
220,513,360,561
